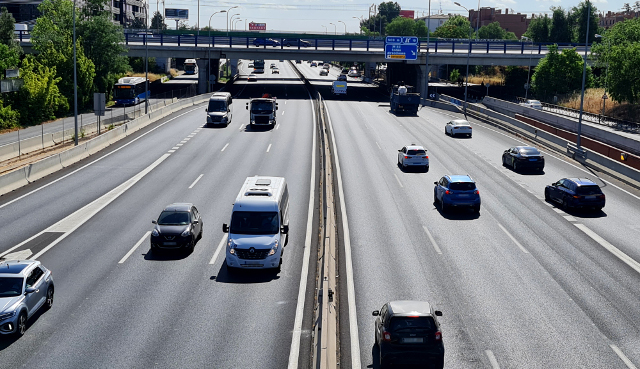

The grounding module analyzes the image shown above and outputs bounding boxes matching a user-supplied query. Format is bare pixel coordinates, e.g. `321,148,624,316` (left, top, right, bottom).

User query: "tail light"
423,156,429,159
598,194,605,199
445,190,451,195
435,331,442,341
573,195,582,199
383,329,391,342
474,189,480,195
404,156,410,159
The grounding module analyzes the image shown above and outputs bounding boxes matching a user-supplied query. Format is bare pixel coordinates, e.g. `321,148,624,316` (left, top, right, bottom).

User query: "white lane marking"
2,249,33,260
167,150,176,153
188,174,204,189
574,223,640,275
552,208,564,214
422,226,442,254
266,144,272,153
285,101,287,104
176,143,184,147
611,344,638,369
187,134,194,138
485,350,501,369
0,107,202,210
221,143,229,152
276,123,280,130
563,215,577,222
321,99,362,369
497,223,529,253
171,146,180,150
28,154,170,260
209,234,228,265
119,231,150,264
183,138,190,141
180,140,187,143
394,173,403,188
239,124,244,131
288,91,317,369
375,141,381,150
282,111,285,116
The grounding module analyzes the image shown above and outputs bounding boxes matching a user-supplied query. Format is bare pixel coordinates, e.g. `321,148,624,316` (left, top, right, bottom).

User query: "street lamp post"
454,2,472,116
424,0,431,105
329,22,337,35
208,10,226,93
234,19,243,31
73,0,78,145
145,2,149,114
229,14,240,30
576,0,592,149
338,20,346,34
521,36,533,100
322,25,327,34
352,16,363,35
595,33,610,121
226,6,238,36
475,0,480,41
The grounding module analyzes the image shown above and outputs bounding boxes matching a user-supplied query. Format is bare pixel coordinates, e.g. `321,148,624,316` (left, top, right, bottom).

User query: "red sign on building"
399,10,415,19
249,22,266,31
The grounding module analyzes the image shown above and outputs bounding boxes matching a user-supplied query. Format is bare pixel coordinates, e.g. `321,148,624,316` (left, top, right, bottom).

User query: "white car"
445,119,472,138
520,99,542,109
398,144,429,171
348,69,361,77
247,74,258,82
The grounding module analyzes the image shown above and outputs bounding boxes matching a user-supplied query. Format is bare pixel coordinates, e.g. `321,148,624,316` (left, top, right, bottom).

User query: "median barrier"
25,154,63,182
0,168,28,195
422,99,460,113
59,143,88,167
0,141,21,162
84,131,111,154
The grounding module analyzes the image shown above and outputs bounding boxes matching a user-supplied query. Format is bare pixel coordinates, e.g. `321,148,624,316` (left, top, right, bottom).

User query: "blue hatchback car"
545,178,605,211
434,175,481,213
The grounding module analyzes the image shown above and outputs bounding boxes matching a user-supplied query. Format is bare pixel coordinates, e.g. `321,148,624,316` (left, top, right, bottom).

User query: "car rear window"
407,150,426,155
449,182,476,191
519,148,540,155
576,185,602,195
390,317,435,332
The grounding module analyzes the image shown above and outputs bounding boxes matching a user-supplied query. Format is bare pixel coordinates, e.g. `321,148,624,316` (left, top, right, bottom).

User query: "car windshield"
576,185,602,195
407,150,426,155
208,100,227,112
519,148,540,155
0,277,24,297
390,317,434,332
251,102,274,112
158,211,190,225
230,211,279,235
450,182,476,191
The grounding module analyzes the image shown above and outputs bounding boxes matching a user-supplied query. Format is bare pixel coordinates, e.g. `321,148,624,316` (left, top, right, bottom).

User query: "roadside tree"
432,15,472,39
0,7,21,52
16,56,68,126
549,7,572,43
531,44,593,100
385,16,430,36
570,1,599,43
523,14,551,42
151,11,167,31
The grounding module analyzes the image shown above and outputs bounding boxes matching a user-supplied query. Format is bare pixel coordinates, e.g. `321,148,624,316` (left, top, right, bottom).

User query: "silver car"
0,260,54,336
398,144,429,171
445,119,473,138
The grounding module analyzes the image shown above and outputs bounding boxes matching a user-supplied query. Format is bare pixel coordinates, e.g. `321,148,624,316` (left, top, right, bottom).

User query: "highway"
0,60,317,369
293,64,640,368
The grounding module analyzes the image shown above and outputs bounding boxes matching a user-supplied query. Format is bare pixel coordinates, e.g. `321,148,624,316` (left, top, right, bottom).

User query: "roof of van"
210,92,231,100
233,176,286,211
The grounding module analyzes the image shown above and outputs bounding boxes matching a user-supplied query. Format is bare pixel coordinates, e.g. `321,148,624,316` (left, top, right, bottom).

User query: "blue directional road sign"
385,36,419,60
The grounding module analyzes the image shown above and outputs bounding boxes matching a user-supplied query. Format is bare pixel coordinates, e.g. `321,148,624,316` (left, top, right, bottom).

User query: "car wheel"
562,197,571,210
502,156,508,167
441,201,448,213
424,165,429,172
198,227,203,241
15,311,27,337
45,286,54,310
433,192,438,205
445,128,448,135
474,205,481,213
544,188,551,202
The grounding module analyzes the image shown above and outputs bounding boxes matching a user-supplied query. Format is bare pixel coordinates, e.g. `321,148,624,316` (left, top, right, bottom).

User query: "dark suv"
545,178,605,211
150,203,203,252
282,38,310,47
373,301,444,368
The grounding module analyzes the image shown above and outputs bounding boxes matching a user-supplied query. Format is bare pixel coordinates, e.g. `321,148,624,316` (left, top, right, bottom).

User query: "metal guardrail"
15,31,588,55
515,97,640,133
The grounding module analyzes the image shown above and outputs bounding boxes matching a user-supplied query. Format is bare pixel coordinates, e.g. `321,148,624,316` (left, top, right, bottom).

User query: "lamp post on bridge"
234,19,243,31
329,22,337,35
454,2,473,117
208,10,226,93
521,36,534,100
338,20,346,35
352,16,363,35
226,6,239,36
322,25,327,34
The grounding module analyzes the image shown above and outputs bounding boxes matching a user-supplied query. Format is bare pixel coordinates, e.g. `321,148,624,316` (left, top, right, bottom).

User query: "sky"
151,0,631,33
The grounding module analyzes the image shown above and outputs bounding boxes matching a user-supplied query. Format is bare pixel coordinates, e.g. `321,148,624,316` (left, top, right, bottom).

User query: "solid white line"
188,174,204,189
497,223,529,253
485,350,501,369
30,153,171,260
0,106,202,210
266,144,272,152
610,344,638,369
221,143,229,152
563,215,577,222
119,231,150,264
276,123,280,130
422,225,442,254
287,91,317,369
394,173,403,188
282,111,285,116
574,223,640,274
209,234,228,265
323,99,362,369
375,141,381,150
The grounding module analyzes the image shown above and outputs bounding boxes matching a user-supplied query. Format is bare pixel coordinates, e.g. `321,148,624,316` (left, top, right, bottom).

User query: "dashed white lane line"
183,138,190,141
221,143,229,152
171,146,180,150
176,143,183,147
574,223,640,274
119,231,151,264
167,150,176,153
180,140,187,144
563,215,577,222
266,144,272,153
552,208,564,214
281,111,285,116
209,234,228,265
422,225,442,254
611,344,638,369
276,123,280,130
187,135,194,138
375,141,381,150
239,124,244,131
497,222,529,254
485,350,500,369
188,174,204,189
393,173,403,187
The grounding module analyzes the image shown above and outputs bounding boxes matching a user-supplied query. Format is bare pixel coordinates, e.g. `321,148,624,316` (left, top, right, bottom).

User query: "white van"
205,92,232,126
223,176,289,272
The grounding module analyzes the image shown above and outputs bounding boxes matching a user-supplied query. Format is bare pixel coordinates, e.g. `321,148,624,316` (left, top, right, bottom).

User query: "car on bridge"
545,178,605,211
319,68,328,76
337,75,347,81
310,62,317,67
247,74,258,82
283,38,310,47
272,67,279,74
502,146,545,172
253,38,281,47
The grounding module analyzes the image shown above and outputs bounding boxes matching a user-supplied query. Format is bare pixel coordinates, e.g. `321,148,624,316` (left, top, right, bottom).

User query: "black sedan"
150,203,203,252
545,178,605,211
502,146,544,172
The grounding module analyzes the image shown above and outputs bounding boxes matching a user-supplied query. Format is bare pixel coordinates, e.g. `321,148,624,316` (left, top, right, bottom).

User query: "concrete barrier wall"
0,93,212,196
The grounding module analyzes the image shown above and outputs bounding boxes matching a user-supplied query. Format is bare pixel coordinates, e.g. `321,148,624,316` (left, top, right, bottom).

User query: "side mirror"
152,220,157,224
222,224,229,233
435,310,443,316
433,182,438,185
372,310,380,316
246,103,248,110
398,149,402,152
25,287,37,294
193,220,199,224
205,108,208,112
281,224,289,234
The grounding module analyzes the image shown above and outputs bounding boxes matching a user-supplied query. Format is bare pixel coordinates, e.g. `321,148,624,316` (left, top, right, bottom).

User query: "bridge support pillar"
155,57,171,73
208,58,220,93
197,59,208,94
229,59,238,78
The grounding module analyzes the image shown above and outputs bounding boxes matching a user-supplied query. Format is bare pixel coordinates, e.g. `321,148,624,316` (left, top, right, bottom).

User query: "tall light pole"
226,6,239,36
234,19,243,31
338,20,347,34
455,2,472,116
352,16,363,35
197,0,199,36
521,36,533,100
424,0,432,105
145,1,149,114
73,0,78,145
329,22,337,35
474,0,481,41
595,33,610,120
322,25,327,34
229,14,240,28
208,10,226,93
576,0,591,149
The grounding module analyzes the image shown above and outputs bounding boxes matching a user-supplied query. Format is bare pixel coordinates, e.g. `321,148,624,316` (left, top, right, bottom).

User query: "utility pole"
73,0,78,146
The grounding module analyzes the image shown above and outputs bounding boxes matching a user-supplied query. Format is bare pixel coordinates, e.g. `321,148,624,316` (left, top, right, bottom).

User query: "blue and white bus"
184,59,198,75
113,77,149,106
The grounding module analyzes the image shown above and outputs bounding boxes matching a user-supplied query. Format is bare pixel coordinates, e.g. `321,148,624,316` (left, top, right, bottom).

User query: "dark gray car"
150,203,203,252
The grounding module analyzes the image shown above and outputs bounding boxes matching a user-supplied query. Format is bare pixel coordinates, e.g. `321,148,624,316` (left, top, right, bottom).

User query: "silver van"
223,176,289,272
205,92,233,126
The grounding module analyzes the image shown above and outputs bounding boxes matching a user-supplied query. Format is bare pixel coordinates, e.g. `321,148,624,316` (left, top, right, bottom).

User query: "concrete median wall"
0,93,211,196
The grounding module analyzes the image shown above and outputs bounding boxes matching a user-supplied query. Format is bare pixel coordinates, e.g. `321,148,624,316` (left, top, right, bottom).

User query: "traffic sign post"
385,36,418,61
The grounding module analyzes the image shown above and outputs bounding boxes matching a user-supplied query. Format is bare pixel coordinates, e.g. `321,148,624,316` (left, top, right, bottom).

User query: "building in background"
599,10,638,29
416,13,458,33
468,7,530,38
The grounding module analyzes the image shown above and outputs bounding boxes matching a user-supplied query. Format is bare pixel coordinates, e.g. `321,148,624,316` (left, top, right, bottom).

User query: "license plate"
402,337,424,343
458,194,470,197
586,195,596,199
245,261,262,265
529,158,538,161
164,242,176,246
